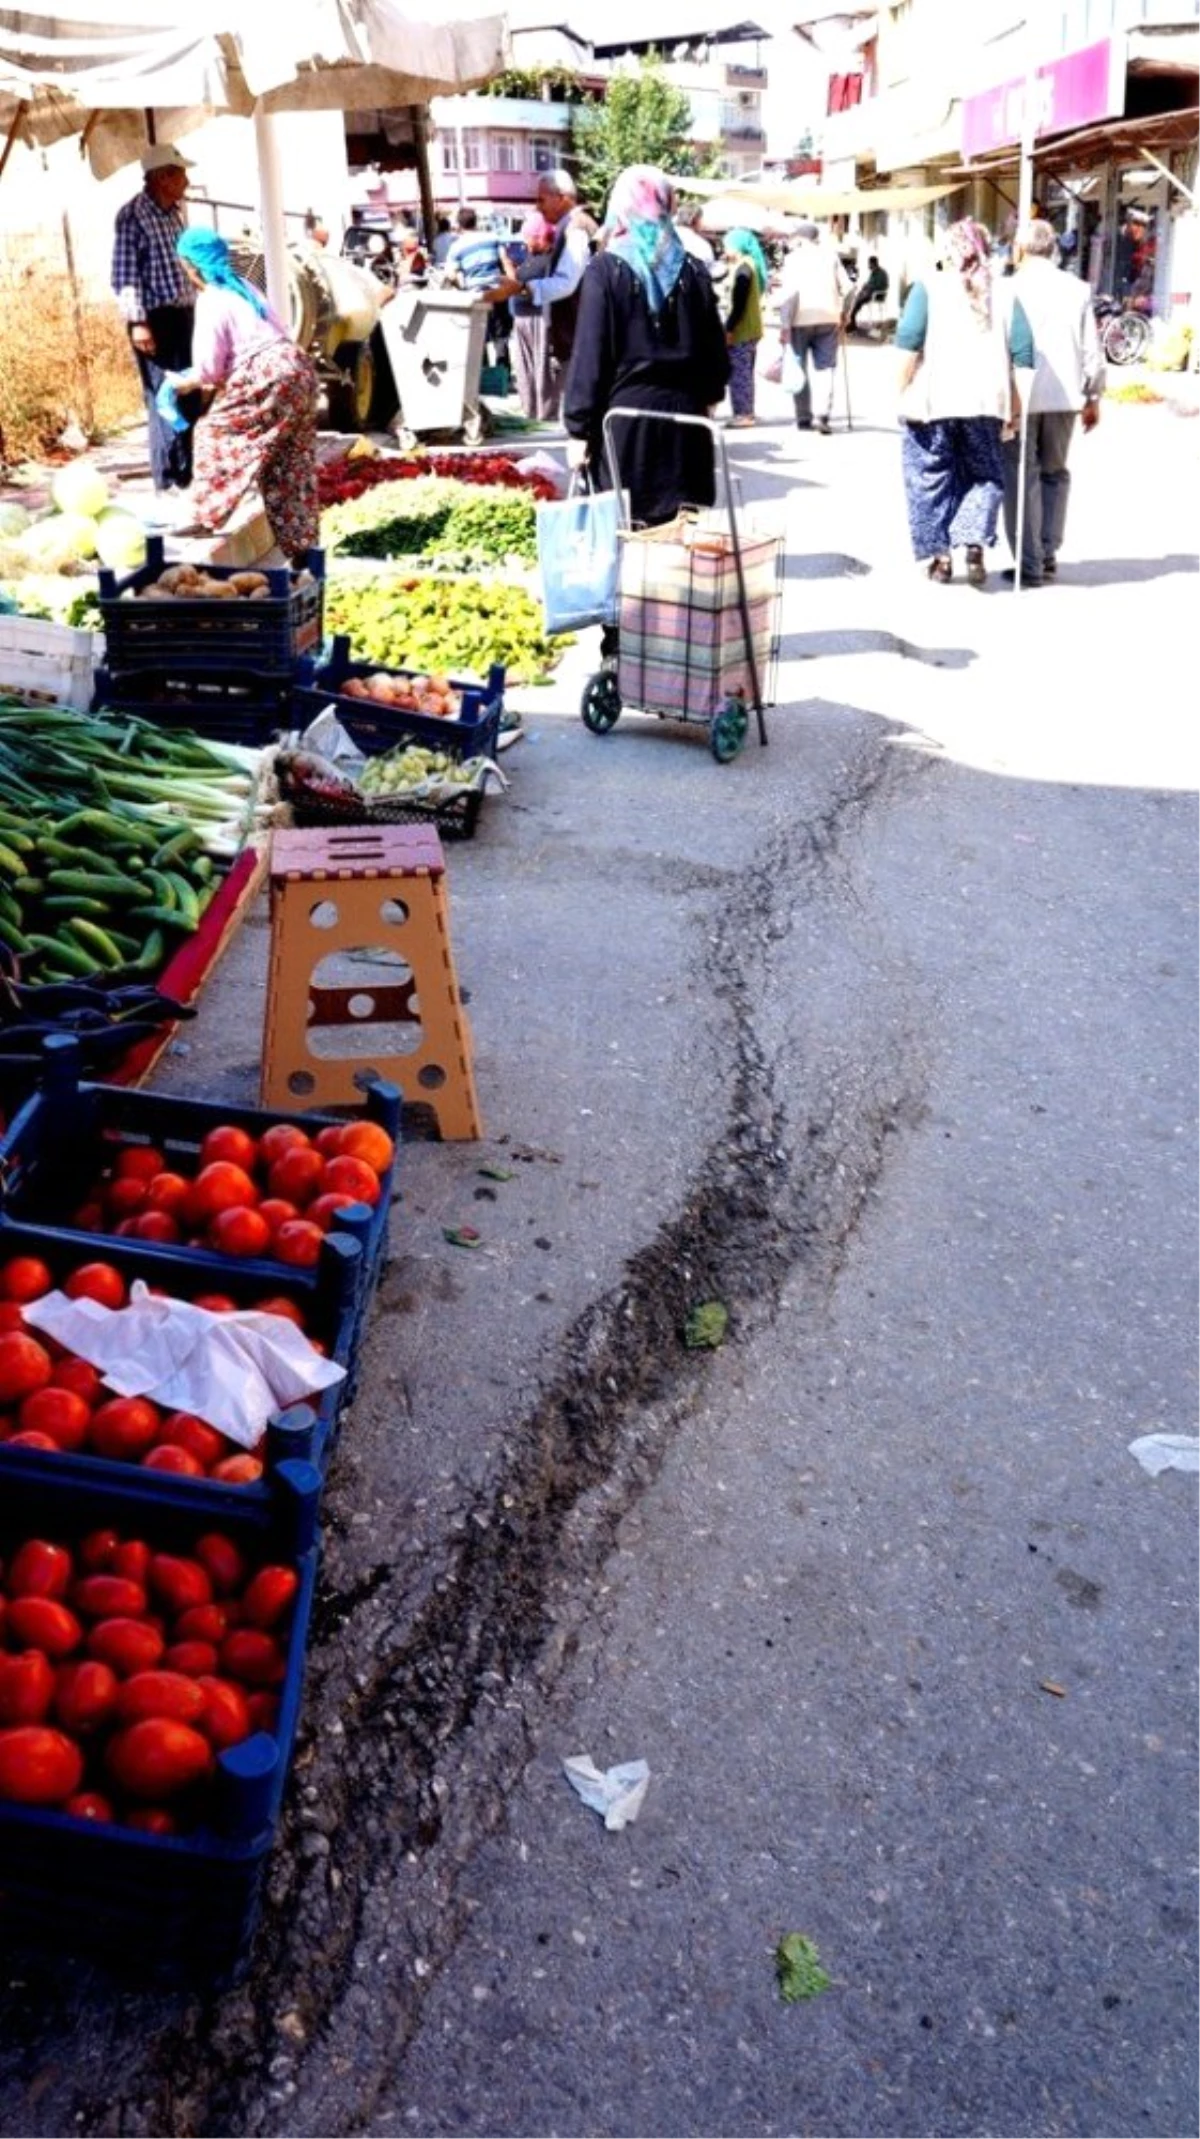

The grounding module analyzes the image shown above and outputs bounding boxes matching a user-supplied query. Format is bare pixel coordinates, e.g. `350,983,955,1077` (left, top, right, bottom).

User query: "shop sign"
962,38,1123,159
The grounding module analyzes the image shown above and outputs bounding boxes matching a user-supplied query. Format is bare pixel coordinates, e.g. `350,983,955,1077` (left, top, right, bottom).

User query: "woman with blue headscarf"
169,228,319,558
563,165,728,527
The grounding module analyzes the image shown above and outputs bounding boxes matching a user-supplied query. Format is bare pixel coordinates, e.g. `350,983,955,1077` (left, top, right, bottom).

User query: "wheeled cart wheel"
709,695,749,762
581,671,622,733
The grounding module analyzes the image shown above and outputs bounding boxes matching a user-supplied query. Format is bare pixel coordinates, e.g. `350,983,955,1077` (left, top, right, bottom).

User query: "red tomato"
147,1555,212,1615
130,1210,182,1245
72,1200,104,1231
72,1574,147,1620
209,1205,271,1259
193,1534,248,1597
105,1718,213,1800
273,1220,323,1269
256,1198,299,1237
6,1539,72,1600
86,1617,164,1677
314,1124,347,1158
0,1255,53,1304
65,1263,127,1311
113,1146,164,1184
195,1675,252,1750
0,1725,84,1805
252,1296,306,1327
245,1691,281,1734
142,1444,203,1477
88,1396,160,1462
308,1191,360,1233
104,1177,149,1221
320,1154,382,1208
53,1659,119,1734
338,1121,395,1174
241,1566,299,1631
115,1670,207,1726
65,1790,114,1823
199,1124,258,1172
267,1146,325,1207
112,1540,151,1586
192,1293,238,1315
163,1640,219,1678
111,1218,142,1240
6,1597,82,1659
0,1303,26,1334
49,1356,103,1407
257,1123,311,1169
187,1162,259,1225
126,1806,177,1835
78,1527,120,1572
157,1413,227,1469
5,1430,59,1451
210,1454,264,1485
0,1650,55,1726
143,1171,190,1216
175,1603,233,1644
219,1628,285,1687
17,1386,90,1451
0,1331,54,1405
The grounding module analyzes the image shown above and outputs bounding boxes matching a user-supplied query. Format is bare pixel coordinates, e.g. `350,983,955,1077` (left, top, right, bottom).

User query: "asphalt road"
0,349,1195,2138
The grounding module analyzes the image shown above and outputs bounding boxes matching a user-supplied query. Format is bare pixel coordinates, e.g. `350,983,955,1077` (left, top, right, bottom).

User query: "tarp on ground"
682,177,966,216
0,0,509,177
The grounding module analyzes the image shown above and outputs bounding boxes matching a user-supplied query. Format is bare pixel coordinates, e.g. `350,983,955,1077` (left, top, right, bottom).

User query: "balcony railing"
725,62,766,85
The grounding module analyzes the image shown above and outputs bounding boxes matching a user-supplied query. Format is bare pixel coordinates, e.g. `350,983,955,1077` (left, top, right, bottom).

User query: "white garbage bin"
377,287,490,443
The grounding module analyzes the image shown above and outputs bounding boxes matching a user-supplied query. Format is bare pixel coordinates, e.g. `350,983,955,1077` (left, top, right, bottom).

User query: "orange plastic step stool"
261,823,482,1138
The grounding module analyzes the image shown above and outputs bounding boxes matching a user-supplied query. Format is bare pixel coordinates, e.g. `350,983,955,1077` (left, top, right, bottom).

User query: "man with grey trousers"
1000,218,1106,585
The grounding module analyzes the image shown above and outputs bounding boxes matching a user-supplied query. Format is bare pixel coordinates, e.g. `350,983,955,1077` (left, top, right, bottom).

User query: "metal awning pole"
1138,148,1194,206
0,101,27,183
253,103,291,326
1011,34,1038,596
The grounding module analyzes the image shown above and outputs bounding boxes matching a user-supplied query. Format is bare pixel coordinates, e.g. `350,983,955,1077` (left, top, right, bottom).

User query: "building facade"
793,0,1198,318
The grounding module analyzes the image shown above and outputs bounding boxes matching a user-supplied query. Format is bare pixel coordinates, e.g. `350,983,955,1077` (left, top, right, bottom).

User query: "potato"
230,572,269,595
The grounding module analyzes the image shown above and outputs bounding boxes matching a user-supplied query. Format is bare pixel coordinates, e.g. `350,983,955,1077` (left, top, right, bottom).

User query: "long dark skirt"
593,384,716,528
901,415,1004,559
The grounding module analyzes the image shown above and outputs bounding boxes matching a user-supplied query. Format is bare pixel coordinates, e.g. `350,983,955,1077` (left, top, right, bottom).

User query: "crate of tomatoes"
0,1219,363,1513
0,1043,399,1314
0,1459,319,1983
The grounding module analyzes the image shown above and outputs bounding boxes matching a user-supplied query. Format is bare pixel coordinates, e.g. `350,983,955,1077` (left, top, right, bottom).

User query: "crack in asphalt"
0,729,930,2139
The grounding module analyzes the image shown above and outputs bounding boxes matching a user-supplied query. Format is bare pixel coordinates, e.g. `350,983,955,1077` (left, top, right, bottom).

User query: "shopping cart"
579,411,783,763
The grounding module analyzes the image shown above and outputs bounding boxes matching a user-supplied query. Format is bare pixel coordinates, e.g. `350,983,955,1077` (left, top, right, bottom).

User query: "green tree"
570,57,702,217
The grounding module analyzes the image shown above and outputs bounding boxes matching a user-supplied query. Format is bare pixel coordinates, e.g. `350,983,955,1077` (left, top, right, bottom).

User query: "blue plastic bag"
154,376,189,435
537,483,625,634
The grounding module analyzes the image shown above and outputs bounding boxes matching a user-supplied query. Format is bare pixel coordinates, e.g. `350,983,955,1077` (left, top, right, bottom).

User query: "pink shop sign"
962,39,1121,159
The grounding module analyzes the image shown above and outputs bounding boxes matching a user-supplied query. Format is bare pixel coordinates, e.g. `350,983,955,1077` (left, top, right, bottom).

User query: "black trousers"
131,303,198,490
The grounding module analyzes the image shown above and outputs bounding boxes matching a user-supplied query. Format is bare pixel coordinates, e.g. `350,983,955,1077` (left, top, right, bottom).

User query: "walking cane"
839,323,853,432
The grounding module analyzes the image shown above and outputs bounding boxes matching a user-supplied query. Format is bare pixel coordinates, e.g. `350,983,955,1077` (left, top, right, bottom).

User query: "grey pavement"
0,342,1195,2139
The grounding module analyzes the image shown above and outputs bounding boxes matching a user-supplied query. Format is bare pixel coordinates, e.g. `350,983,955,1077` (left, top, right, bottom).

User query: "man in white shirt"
1001,218,1105,585
776,221,849,433
487,170,592,415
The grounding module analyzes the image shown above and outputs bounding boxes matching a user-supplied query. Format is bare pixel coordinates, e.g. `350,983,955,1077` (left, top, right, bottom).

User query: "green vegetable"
684,1302,728,1350
775,1936,831,2004
325,573,566,686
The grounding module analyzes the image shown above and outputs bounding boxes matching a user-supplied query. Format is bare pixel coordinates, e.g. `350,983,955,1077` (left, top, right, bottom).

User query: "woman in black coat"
563,165,730,528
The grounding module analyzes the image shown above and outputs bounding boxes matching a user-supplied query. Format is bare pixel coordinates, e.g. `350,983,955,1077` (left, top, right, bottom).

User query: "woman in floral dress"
171,228,319,560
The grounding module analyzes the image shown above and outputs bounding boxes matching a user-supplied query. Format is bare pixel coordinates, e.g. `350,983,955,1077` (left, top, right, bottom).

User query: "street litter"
562,1754,650,1831
775,1933,831,2003
684,1300,728,1350
1128,1433,1199,1478
444,1225,483,1249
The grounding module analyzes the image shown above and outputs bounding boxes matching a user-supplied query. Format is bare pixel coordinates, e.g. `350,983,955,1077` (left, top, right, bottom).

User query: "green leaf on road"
684,1301,728,1350
444,1225,483,1248
775,1934,831,2003
478,1163,515,1181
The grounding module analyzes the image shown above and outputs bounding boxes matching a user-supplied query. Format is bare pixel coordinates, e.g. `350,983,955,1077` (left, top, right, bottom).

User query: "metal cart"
579,411,783,763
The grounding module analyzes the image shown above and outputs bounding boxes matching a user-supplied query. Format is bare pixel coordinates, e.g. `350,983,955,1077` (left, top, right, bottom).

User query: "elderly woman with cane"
894,218,1034,587
166,228,320,561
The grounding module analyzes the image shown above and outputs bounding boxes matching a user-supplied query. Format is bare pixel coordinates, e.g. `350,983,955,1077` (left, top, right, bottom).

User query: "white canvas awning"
684,176,965,216
0,1,509,178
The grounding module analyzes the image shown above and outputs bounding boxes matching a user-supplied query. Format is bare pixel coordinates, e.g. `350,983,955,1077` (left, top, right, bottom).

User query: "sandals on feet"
926,555,952,583
965,545,987,587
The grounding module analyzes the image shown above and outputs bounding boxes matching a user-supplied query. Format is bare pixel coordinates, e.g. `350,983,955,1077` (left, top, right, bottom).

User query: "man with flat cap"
111,144,199,493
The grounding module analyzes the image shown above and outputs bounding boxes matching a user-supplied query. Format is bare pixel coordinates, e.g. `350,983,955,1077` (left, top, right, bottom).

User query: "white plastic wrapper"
23,1284,346,1450
562,1754,650,1831
1128,1432,1199,1478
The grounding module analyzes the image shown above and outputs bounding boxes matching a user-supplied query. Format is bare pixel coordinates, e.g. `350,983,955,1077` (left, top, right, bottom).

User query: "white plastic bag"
536,481,625,634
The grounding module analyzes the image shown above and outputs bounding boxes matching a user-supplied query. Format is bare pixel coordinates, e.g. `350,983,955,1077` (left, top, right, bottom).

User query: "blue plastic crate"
92,662,306,747
0,1218,363,1513
97,537,325,679
0,1040,398,1311
0,1461,319,1985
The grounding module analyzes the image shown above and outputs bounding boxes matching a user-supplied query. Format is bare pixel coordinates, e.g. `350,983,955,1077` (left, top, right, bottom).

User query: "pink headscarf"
521,211,554,250
944,217,993,329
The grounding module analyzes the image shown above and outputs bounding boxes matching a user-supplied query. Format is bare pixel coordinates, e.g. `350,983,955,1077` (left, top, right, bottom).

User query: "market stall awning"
0,1,509,177
957,103,1198,182
683,176,965,215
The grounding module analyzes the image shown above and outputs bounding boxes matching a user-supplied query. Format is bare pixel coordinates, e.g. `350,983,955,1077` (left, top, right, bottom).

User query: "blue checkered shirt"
111,190,192,323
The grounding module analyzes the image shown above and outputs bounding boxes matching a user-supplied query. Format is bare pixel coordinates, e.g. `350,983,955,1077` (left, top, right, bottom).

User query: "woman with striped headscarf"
894,218,1034,586
563,164,729,527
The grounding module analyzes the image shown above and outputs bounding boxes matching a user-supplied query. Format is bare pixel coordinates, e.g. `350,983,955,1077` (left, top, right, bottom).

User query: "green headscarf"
725,228,769,292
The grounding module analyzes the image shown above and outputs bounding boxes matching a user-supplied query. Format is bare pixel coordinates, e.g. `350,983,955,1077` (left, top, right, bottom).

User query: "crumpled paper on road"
562,1754,650,1831
1128,1432,1200,1478
23,1284,345,1449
